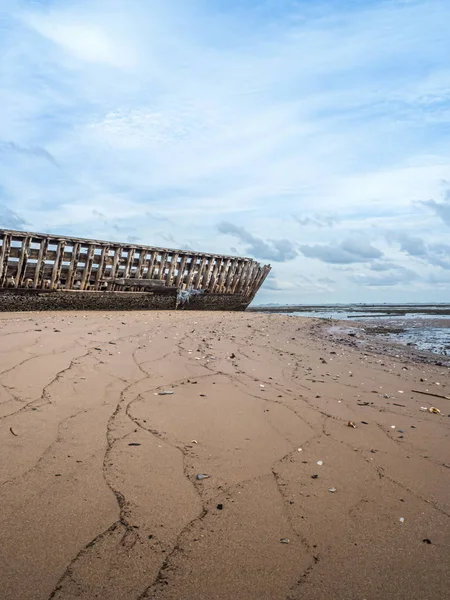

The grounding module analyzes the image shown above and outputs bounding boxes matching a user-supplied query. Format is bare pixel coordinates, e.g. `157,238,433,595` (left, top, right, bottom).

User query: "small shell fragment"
280,538,290,544
429,407,441,414
196,474,210,480
317,460,324,466
347,421,356,429
328,487,337,493
155,390,174,396
399,517,405,523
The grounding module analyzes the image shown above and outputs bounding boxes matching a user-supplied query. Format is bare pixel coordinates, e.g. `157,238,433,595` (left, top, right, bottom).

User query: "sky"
1,0,450,304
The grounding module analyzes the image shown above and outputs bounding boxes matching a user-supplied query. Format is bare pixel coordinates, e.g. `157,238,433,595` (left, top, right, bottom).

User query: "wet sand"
0,311,449,600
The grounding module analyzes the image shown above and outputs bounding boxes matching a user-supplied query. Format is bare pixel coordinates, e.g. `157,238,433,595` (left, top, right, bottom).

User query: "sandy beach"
1,310,449,600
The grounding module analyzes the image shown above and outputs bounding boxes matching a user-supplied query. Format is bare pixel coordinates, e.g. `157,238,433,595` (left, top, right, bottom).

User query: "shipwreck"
0,229,270,311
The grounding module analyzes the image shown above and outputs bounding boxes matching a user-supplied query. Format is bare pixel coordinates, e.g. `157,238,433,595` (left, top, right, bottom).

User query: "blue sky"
1,0,450,304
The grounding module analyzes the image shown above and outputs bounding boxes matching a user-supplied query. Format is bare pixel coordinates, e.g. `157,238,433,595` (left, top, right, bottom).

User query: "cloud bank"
299,238,383,264
217,222,298,262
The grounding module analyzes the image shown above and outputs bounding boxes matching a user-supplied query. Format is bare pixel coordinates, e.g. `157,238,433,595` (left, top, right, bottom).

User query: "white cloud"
22,4,138,68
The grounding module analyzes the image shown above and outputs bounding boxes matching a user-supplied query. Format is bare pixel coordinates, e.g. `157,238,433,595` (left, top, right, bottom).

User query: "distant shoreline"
248,303,450,316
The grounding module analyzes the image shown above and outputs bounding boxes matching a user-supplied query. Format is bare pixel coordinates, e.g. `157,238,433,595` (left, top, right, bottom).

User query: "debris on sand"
347,421,356,428
155,391,174,396
412,389,450,401
196,474,210,480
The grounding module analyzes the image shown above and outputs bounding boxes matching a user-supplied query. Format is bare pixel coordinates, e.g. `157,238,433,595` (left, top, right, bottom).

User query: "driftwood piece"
237,261,252,293
110,247,123,289
231,260,245,293
80,245,95,290
166,253,179,286
16,236,31,287
244,262,258,296
217,258,230,292
104,278,169,288
94,246,109,290
412,389,450,401
135,249,147,280
185,255,199,289
252,266,271,301
224,258,238,293
158,252,168,280
254,266,270,294
50,241,65,289
35,238,49,289
209,257,224,292
175,255,188,288
124,248,135,279
110,283,177,294
201,257,215,289
66,242,80,290
145,251,157,279
0,234,12,286
194,257,207,288
244,264,259,299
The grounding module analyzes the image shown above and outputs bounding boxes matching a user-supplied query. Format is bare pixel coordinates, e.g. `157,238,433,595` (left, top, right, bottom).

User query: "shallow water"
256,305,450,356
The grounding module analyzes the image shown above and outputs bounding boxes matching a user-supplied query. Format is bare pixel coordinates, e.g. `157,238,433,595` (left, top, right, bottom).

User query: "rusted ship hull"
0,229,270,311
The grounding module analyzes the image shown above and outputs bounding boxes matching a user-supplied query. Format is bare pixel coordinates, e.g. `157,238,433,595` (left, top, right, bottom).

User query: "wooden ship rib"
0,229,271,311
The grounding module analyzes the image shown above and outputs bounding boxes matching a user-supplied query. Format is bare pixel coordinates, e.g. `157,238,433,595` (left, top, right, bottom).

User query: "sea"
250,304,450,357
